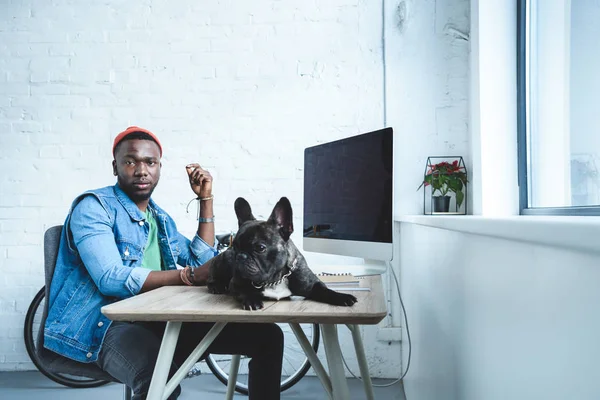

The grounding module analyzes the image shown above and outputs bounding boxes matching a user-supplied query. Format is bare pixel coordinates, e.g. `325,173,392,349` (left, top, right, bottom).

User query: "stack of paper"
317,273,370,291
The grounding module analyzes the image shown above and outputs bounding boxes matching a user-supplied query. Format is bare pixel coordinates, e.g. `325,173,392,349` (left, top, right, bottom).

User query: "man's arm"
139,270,181,293
186,163,215,247
197,196,214,246
139,258,214,293
71,196,152,298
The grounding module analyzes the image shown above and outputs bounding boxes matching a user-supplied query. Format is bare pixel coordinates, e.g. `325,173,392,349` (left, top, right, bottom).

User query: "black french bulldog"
207,197,358,310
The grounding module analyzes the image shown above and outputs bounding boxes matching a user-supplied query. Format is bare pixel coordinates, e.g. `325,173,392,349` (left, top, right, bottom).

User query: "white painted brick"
6,328,24,339
0,122,11,134
0,341,15,355
0,135,30,150
12,121,43,133
27,31,69,43
210,38,253,53
0,32,28,44
16,95,90,108
70,55,112,70
112,55,138,69
0,83,30,96
0,300,16,314
9,43,50,58
70,83,113,96
67,30,106,43
71,108,110,120
29,72,49,83
106,30,128,43
7,244,43,258
48,44,76,56
170,40,211,54
31,5,75,19
209,10,252,26
251,8,296,24
38,145,61,159
30,83,70,95
3,353,33,364
178,24,225,38
0,207,41,220
66,70,95,84
48,71,70,83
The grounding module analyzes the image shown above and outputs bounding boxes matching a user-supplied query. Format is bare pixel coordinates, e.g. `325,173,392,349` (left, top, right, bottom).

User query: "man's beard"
128,189,154,203
118,179,157,204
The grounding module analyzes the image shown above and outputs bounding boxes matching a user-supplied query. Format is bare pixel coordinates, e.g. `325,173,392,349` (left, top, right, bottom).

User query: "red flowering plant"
418,160,468,208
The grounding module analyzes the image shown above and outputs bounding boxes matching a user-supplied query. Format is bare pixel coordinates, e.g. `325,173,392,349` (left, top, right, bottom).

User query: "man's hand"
186,163,213,198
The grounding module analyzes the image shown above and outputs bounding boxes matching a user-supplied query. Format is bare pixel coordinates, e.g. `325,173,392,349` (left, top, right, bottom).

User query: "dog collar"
252,258,298,289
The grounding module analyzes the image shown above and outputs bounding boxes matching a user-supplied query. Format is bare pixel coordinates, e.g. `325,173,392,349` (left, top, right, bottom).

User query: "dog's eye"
254,243,267,253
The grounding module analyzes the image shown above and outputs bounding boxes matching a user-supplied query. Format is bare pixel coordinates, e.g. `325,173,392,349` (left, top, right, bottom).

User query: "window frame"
517,0,600,216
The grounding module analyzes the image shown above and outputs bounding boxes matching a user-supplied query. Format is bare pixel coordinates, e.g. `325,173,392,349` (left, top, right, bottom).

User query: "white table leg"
321,324,351,400
162,322,228,399
288,323,333,400
147,321,182,400
225,354,241,400
347,324,375,400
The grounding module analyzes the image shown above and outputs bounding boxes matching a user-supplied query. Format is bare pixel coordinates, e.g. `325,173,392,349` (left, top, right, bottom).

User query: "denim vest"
44,184,218,363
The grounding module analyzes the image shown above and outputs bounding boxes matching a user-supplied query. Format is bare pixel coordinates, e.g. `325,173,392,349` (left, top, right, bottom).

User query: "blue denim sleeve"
174,231,219,267
70,196,151,298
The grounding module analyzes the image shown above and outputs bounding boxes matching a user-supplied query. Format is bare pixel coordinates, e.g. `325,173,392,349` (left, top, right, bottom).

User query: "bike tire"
23,286,110,389
205,322,320,395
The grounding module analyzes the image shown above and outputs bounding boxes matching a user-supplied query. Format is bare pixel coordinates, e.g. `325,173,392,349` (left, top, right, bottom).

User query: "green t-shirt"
141,209,162,271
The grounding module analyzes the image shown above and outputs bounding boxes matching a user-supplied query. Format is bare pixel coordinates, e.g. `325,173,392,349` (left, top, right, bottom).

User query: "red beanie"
112,126,163,157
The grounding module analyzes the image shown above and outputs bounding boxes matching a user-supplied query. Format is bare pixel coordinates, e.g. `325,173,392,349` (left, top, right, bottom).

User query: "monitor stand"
312,259,389,277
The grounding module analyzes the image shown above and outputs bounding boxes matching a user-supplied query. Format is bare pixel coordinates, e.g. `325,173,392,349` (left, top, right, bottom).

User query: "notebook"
316,273,370,291
317,273,360,284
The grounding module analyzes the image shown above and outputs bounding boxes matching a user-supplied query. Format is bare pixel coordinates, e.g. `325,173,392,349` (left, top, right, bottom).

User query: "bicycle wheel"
205,322,320,395
24,287,110,389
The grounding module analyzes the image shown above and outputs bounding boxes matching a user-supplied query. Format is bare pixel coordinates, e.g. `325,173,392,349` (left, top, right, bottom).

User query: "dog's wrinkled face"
231,197,294,284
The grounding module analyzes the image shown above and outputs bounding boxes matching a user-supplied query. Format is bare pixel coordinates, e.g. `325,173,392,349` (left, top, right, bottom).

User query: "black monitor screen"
303,127,393,243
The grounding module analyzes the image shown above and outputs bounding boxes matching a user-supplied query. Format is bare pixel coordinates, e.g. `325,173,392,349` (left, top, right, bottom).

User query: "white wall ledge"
397,215,600,255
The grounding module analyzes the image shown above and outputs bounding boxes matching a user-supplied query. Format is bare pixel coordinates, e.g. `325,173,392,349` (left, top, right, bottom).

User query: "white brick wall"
0,0,385,372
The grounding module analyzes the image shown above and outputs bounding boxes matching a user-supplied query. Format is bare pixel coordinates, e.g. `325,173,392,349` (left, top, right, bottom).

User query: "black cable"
340,260,412,387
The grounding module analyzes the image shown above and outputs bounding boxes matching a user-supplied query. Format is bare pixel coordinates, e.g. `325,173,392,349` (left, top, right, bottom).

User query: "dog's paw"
207,283,228,294
241,297,264,311
329,292,358,307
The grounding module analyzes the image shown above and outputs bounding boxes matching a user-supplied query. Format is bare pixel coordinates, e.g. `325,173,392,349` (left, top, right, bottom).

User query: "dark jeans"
95,321,283,400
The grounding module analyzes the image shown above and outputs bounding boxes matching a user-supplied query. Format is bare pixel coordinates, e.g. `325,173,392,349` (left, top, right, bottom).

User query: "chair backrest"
36,225,63,354
36,225,117,381
43,225,63,302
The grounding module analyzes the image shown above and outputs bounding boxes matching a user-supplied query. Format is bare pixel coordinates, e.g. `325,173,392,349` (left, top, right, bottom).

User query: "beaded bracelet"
180,266,194,286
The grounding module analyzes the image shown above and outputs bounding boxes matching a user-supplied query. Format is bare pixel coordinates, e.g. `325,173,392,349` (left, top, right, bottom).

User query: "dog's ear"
234,197,255,227
268,197,294,241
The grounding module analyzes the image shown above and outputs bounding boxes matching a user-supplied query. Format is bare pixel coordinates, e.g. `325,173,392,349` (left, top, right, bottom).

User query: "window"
518,0,600,215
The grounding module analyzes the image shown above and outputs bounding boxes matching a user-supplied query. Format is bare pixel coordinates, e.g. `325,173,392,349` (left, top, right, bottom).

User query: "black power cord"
340,260,412,387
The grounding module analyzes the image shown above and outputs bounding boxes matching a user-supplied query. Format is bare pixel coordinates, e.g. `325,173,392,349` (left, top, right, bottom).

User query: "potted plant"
418,159,468,213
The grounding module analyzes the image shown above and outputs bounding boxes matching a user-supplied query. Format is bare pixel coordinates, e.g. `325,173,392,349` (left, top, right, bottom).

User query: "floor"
0,371,407,400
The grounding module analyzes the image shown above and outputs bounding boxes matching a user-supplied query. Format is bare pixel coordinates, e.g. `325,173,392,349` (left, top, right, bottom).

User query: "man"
44,126,283,399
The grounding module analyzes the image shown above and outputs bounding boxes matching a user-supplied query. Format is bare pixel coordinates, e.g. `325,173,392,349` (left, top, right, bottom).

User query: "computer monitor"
303,127,393,275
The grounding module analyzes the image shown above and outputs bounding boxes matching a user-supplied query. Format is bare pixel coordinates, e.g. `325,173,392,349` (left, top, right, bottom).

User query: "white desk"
101,275,387,400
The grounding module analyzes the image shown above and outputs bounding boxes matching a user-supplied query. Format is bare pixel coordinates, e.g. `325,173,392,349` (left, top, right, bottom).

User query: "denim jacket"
44,184,218,363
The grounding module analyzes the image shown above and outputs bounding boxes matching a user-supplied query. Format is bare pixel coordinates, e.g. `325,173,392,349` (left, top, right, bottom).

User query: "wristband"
198,216,215,223
180,266,194,286
199,194,214,201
